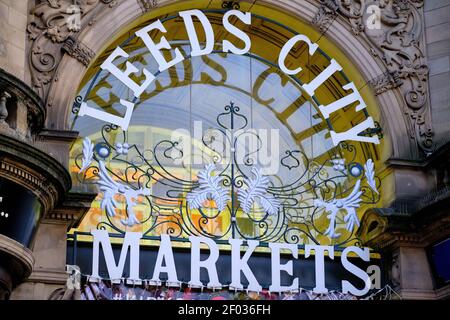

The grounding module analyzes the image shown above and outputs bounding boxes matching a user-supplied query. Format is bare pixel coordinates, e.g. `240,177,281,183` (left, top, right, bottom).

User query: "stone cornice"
364,216,450,250
0,235,34,282
388,141,450,168
28,268,68,285
38,129,79,142
0,134,71,212
47,192,97,229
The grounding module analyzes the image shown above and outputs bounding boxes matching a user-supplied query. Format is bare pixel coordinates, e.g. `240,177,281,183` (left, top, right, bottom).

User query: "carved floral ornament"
312,0,433,155
26,0,118,106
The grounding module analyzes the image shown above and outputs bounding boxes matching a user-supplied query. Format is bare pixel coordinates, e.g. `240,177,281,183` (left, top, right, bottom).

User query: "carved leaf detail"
187,164,230,212
238,167,280,216
79,137,94,173
364,159,378,194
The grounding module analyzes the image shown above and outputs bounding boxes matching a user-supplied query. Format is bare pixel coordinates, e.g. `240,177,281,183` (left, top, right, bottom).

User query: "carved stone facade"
312,0,434,157
26,0,118,107
137,0,158,12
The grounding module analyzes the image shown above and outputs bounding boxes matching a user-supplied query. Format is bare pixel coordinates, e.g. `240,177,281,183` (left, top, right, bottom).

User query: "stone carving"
390,252,401,287
137,0,158,12
62,36,95,67
312,0,434,155
312,0,339,33
0,92,11,124
368,71,402,95
27,0,115,105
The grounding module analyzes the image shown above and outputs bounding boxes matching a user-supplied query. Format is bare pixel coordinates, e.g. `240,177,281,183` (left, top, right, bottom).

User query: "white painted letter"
330,117,380,145
189,236,221,288
101,47,155,98
318,82,367,119
367,265,381,290
269,242,299,292
305,245,334,294
78,99,135,131
179,10,214,57
91,230,142,282
151,234,179,284
228,239,262,292
341,246,372,296
135,20,185,72
303,59,343,96
223,10,251,55
278,34,319,75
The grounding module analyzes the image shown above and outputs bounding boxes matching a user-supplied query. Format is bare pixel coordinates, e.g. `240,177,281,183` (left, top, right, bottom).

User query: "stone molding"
46,192,97,229
0,234,35,281
137,0,158,13
28,268,68,285
312,0,433,156
363,215,450,251
0,133,71,214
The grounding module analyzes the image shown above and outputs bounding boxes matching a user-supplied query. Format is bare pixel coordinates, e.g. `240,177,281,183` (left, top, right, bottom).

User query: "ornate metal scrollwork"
222,1,240,10
76,102,381,247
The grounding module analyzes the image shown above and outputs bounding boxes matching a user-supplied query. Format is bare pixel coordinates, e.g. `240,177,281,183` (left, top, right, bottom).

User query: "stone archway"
25,0,433,161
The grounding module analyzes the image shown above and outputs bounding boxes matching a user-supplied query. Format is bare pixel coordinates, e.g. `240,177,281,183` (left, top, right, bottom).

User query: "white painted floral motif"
314,180,362,238
186,164,230,212
364,159,379,194
238,167,281,216
97,161,151,227
79,137,94,173
331,157,346,174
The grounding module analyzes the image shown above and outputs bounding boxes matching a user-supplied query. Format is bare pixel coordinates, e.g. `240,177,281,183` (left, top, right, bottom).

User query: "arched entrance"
63,2,392,298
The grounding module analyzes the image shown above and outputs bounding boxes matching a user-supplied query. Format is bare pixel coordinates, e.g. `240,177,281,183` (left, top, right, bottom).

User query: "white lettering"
179,10,214,57
341,246,372,296
269,242,299,292
91,229,142,282
278,34,319,75
151,234,179,284
189,236,221,288
228,239,262,292
330,117,380,145
135,20,185,72
100,47,155,98
223,10,252,55
305,245,334,294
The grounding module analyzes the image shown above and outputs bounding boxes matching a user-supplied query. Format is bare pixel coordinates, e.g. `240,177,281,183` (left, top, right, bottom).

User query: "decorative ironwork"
72,95,83,114
75,102,381,247
222,1,240,10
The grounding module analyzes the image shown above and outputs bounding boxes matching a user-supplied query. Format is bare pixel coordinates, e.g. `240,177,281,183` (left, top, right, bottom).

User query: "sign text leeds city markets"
78,9,380,147
79,9,382,298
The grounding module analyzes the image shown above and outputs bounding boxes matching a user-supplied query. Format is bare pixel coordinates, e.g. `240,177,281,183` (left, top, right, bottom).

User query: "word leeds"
90,230,378,297
78,10,380,147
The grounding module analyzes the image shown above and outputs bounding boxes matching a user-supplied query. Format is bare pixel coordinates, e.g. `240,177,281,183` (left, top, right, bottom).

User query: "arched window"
69,6,387,247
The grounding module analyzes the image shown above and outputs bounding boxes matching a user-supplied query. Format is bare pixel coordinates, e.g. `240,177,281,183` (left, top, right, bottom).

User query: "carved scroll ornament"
313,0,433,156
26,0,117,107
